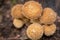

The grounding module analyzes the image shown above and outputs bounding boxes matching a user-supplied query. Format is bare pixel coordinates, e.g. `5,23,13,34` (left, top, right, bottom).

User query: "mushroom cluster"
11,1,57,40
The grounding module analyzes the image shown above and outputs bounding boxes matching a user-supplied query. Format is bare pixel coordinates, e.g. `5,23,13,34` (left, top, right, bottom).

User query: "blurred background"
0,0,60,40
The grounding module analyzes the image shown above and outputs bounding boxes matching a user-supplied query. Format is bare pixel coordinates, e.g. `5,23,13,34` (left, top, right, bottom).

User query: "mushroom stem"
32,39,38,40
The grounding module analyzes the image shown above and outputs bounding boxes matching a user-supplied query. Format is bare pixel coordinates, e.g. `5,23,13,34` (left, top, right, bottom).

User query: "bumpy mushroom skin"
26,23,43,39
13,19,24,28
44,24,56,36
40,8,57,24
11,4,23,19
22,1,42,19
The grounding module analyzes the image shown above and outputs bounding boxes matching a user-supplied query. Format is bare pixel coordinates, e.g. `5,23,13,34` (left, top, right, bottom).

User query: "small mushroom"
22,1,43,19
40,7,57,24
13,19,24,28
26,23,43,40
43,24,56,36
11,4,23,19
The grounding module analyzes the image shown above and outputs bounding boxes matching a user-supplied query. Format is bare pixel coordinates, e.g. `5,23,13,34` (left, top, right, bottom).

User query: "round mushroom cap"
22,1,42,19
44,24,56,36
40,8,57,24
26,23,43,39
11,4,23,19
13,19,24,28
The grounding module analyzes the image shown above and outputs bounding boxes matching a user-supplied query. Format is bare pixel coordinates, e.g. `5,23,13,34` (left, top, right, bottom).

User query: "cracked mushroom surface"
40,8,57,24
22,1,42,19
44,24,56,36
26,23,43,39
11,4,23,19
13,19,24,28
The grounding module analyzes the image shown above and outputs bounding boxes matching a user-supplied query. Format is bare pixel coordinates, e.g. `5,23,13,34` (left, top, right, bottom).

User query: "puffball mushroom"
13,19,24,28
22,1,42,19
26,23,43,39
44,24,56,36
11,4,23,19
40,8,57,24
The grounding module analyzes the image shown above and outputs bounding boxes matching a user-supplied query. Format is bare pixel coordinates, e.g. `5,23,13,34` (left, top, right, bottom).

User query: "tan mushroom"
11,4,23,19
22,1,42,19
43,24,56,36
40,7,57,24
13,19,24,28
26,23,43,40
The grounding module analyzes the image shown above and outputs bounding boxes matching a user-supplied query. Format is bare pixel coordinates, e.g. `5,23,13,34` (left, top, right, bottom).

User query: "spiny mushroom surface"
44,24,56,36
22,1,42,19
40,8,57,24
13,19,24,28
26,23,43,39
11,4,23,19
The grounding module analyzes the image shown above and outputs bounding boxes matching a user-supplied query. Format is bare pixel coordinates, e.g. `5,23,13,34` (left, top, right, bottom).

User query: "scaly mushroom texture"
22,1,42,19
26,23,43,39
40,8,57,24
11,4,23,19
